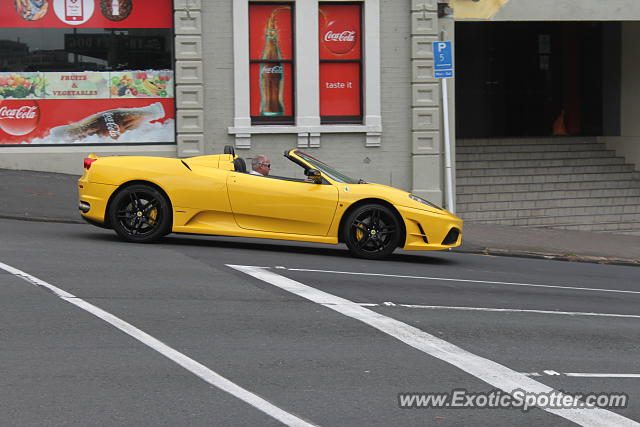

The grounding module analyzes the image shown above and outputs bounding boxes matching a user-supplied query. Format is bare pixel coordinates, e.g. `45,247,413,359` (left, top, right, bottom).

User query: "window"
0,1,175,146
249,3,295,125
231,0,382,148
319,2,362,124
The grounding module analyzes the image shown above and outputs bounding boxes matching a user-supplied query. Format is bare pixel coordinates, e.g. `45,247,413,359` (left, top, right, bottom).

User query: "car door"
227,172,339,236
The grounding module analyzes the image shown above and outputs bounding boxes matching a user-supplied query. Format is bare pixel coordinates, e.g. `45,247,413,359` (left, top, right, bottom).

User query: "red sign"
249,63,293,117
249,4,293,119
249,4,293,60
0,98,175,144
319,4,361,60
319,63,360,117
319,4,361,119
3,0,172,28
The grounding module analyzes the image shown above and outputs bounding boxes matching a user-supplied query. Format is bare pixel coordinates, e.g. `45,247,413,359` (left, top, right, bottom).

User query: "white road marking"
565,373,640,379
229,265,639,427
0,261,316,427
286,267,640,296
363,302,640,320
524,372,640,379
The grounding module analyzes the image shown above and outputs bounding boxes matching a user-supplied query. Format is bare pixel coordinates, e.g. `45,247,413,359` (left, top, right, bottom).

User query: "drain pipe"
438,17,456,214
442,78,455,214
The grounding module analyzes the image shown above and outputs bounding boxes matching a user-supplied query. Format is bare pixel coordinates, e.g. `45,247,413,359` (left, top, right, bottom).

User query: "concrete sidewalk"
1,168,638,265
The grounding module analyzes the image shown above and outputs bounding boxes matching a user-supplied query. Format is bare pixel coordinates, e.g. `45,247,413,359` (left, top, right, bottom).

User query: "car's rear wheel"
109,184,171,243
343,203,401,259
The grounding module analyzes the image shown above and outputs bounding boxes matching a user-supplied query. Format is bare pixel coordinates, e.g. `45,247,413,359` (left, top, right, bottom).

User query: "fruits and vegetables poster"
0,71,175,100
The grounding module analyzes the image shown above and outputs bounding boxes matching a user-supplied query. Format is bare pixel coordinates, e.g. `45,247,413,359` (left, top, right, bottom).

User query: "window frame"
318,1,363,125
249,1,296,125
230,0,382,148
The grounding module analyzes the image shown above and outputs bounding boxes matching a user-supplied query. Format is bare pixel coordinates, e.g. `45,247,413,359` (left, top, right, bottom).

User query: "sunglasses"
260,162,271,168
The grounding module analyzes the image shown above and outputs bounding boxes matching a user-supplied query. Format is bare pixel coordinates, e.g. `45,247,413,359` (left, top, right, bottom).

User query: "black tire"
109,184,172,243
343,203,401,259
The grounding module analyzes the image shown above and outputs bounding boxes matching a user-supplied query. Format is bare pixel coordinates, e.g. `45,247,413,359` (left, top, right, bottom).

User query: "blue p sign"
433,41,453,78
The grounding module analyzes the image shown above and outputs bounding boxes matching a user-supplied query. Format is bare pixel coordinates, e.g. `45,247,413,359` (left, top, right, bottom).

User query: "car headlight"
409,194,443,210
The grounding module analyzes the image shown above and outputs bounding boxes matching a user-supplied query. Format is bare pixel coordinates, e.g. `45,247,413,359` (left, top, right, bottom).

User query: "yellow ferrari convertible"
78,146,462,259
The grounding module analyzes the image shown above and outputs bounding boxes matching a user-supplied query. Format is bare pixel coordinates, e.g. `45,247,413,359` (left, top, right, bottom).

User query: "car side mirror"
305,168,323,184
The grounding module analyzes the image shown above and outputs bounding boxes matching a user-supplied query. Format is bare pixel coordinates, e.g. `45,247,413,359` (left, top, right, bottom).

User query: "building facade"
1,0,640,233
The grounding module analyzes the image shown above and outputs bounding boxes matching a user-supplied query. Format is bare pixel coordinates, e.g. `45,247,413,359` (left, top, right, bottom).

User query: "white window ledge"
228,124,382,149
227,124,382,135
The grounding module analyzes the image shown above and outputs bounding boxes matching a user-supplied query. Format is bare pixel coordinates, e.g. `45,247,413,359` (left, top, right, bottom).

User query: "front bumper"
398,205,463,251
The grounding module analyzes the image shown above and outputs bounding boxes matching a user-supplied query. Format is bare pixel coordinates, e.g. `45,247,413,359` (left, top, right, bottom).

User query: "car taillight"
84,158,97,169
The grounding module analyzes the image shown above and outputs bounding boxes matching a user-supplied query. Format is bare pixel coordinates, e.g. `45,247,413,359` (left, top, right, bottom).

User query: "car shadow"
76,231,458,266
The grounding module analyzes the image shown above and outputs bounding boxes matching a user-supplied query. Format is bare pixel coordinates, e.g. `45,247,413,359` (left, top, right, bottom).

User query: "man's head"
251,155,271,176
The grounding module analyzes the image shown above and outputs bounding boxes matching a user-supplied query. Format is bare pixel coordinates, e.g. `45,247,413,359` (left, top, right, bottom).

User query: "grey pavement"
1,168,639,265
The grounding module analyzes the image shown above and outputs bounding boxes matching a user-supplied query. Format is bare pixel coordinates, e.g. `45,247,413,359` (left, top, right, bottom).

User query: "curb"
453,247,640,267
0,214,84,225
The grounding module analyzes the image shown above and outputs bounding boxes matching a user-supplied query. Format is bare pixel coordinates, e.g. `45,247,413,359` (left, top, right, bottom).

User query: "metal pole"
442,78,455,213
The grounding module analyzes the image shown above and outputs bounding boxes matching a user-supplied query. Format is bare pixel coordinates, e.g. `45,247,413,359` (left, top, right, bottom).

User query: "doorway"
455,21,620,139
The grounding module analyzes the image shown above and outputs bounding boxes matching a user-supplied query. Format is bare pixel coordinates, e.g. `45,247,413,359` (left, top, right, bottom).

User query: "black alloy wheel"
109,184,172,243
343,203,401,259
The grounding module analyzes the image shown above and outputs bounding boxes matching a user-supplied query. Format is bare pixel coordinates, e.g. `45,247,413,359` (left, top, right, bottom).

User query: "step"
457,187,640,203
456,143,607,154
456,150,616,162
456,171,640,186
460,204,640,221
462,212,640,227
457,179,640,195
457,164,636,178
457,156,625,170
556,221,640,233
457,137,597,146
607,230,640,236
457,196,640,212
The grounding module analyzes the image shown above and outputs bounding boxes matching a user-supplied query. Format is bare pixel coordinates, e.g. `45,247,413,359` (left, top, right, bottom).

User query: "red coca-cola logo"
322,20,358,55
0,100,40,136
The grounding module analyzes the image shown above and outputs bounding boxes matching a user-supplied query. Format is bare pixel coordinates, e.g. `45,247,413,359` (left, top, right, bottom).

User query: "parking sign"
433,41,453,78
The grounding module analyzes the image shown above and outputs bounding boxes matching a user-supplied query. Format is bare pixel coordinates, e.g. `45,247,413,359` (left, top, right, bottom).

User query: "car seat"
233,157,247,173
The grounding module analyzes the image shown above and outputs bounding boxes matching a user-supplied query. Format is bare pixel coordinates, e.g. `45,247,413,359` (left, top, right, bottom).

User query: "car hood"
343,182,455,217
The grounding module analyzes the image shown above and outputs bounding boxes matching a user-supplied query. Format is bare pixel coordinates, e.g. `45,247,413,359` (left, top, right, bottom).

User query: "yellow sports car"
78,146,462,259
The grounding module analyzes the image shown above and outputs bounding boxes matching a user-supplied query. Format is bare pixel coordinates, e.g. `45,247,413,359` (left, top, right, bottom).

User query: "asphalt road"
1,218,638,426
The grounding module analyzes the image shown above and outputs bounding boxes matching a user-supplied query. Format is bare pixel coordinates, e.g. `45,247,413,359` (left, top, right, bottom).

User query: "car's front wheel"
109,184,172,243
343,203,401,259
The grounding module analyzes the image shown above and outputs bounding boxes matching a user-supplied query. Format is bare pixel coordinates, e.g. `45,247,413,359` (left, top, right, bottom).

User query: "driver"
250,155,271,176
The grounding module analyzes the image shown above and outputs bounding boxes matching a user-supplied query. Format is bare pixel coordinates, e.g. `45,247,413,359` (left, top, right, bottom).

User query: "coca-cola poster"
4,0,172,29
0,98,174,144
249,4,293,62
319,4,362,119
319,4,361,60
319,63,360,117
249,4,294,119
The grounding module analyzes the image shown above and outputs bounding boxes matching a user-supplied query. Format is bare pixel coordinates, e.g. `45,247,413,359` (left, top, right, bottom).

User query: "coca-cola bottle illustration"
259,7,288,116
65,0,84,21
50,102,164,141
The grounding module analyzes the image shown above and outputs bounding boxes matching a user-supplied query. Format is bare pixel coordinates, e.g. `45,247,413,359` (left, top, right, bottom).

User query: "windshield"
295,151,360,184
